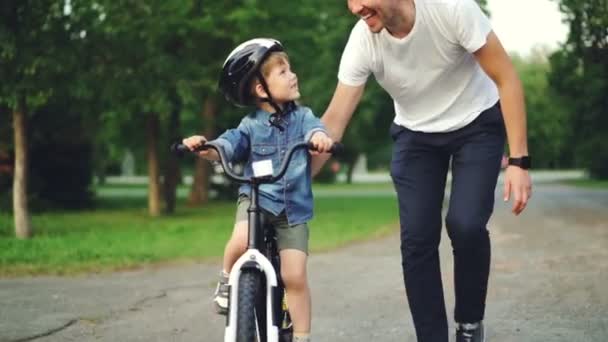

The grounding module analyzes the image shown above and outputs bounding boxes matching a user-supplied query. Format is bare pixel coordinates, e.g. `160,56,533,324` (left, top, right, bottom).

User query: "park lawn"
562,178,608,189
0,192,398,277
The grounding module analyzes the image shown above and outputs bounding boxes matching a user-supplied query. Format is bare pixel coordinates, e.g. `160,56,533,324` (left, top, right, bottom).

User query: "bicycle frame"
172,140,340,342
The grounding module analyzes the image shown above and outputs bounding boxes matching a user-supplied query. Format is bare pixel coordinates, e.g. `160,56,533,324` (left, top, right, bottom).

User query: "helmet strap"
257,71,285,131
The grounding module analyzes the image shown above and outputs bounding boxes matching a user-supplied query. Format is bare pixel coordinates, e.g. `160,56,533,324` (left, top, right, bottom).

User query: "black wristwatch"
508,156,531,170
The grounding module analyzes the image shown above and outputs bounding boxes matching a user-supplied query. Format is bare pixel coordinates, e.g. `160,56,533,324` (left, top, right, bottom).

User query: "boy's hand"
182,135,213,159
309,131,333,155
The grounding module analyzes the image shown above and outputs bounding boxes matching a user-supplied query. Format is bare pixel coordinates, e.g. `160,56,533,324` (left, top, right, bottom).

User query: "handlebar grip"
170,143,189,155
329,142,344,154
307,142,344,154
170,142,209,156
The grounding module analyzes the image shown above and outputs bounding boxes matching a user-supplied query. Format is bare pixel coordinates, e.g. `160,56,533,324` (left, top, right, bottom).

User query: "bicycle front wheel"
237,269,262,342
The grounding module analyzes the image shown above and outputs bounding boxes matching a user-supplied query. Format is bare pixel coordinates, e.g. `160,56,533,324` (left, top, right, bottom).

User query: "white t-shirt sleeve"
337,21,372,87
451,0,493,53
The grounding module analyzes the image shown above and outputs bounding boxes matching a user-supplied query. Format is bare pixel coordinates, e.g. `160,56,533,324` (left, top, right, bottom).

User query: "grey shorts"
235,196,309,254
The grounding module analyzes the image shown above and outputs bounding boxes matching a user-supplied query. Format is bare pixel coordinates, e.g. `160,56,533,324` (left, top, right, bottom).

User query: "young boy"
182,38,333,342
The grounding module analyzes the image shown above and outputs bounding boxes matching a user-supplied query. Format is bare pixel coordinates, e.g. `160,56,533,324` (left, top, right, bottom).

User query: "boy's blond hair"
250,51,290,99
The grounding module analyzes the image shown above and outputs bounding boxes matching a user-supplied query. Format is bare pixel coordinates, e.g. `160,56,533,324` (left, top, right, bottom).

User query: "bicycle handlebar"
171,141,343,184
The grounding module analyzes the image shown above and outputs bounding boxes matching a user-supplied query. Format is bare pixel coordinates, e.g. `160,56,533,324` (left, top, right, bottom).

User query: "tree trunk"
13,95,32,239
146,112,162,217
188,97,216,206
95,146,108,186
344,153,358,184
164,92,181,214
346,162,355,184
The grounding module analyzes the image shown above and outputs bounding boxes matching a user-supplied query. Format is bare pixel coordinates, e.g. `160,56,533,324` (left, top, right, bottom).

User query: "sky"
487,0,570,56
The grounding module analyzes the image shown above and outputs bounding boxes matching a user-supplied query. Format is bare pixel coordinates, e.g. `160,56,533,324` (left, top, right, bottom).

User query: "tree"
549,0,608,178
0,0,94,237
82,0,232,214
476,0,489,15
512,51,571,168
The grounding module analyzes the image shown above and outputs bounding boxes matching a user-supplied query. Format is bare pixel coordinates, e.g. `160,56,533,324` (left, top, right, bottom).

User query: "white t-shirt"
338,0,499,133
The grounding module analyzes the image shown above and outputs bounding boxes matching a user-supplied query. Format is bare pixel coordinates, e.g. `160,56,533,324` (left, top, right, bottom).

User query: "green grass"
313,182,395,191
562,179,608,189
0,188,397,277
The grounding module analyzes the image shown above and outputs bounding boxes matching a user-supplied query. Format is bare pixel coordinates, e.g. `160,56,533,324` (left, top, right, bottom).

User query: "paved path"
1,183,607,342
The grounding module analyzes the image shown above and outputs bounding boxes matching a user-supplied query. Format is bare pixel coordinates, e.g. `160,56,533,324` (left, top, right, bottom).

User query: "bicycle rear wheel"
237,269,262,342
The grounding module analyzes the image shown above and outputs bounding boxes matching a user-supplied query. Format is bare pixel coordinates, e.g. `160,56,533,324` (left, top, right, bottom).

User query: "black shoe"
456,321,485,342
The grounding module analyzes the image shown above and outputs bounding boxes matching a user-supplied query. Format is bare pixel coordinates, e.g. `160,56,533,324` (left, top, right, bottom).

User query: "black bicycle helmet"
218,38,284,107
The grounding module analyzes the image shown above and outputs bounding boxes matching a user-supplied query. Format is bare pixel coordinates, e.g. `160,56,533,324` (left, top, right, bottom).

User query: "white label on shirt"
252,159,273,177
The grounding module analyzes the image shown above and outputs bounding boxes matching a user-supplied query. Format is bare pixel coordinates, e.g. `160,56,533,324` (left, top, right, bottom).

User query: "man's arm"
310,81,365,176
473,31,528,157
474,31,532,215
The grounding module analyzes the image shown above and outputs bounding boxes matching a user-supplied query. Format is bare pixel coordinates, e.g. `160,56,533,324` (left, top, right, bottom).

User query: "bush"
29,142,94,209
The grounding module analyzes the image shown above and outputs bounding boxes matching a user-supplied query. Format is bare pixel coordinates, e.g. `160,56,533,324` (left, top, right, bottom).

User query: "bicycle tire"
236,269,262,342
255,276,268,341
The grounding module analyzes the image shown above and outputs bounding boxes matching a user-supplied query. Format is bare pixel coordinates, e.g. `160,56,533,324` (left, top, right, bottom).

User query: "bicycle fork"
224,249,280,342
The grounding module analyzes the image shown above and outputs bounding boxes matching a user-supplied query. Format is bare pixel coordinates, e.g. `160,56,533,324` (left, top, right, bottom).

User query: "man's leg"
445,104,506,325
390,123,451,342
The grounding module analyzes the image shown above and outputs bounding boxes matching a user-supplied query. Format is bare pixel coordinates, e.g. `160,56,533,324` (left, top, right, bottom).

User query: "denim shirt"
212,105,326,226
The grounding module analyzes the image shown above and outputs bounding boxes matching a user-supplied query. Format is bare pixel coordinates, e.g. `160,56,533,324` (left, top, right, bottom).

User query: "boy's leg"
222,220,248,273
214,221,248,314
389,123,451,342
223,196,251,272
275,218,311,337
446,103,505,325
214,196,250,314
280,249,311,335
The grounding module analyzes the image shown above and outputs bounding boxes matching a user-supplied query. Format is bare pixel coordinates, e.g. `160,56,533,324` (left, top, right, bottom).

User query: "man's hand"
503,166,532,215
309,132,334,155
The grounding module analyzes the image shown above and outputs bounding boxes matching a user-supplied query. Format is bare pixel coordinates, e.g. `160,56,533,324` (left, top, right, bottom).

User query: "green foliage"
476,0,490,16
28,102,95,210
512,52,572,169
549,0,608,178
0,0,95,106
3,0,598,215
0,102,96,212
0,1,100,211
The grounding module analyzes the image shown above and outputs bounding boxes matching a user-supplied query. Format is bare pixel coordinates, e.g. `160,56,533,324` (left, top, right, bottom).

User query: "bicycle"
172,140,341,342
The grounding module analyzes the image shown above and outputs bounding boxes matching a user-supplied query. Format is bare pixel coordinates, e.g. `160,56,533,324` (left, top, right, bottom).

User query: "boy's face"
263,58,300,103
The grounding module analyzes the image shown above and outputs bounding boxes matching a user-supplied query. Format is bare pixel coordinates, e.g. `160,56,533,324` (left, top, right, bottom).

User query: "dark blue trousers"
389,102,506,342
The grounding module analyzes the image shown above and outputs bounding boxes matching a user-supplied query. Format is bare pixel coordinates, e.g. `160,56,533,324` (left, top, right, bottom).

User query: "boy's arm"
301,107,327,142
211,120,250,163
301,108,335,153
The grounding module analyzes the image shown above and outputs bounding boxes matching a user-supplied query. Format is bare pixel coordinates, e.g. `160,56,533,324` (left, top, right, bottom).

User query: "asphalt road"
1,182,607,342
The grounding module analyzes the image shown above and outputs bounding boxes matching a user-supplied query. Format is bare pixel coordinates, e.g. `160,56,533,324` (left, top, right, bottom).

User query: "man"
312,0,532,341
